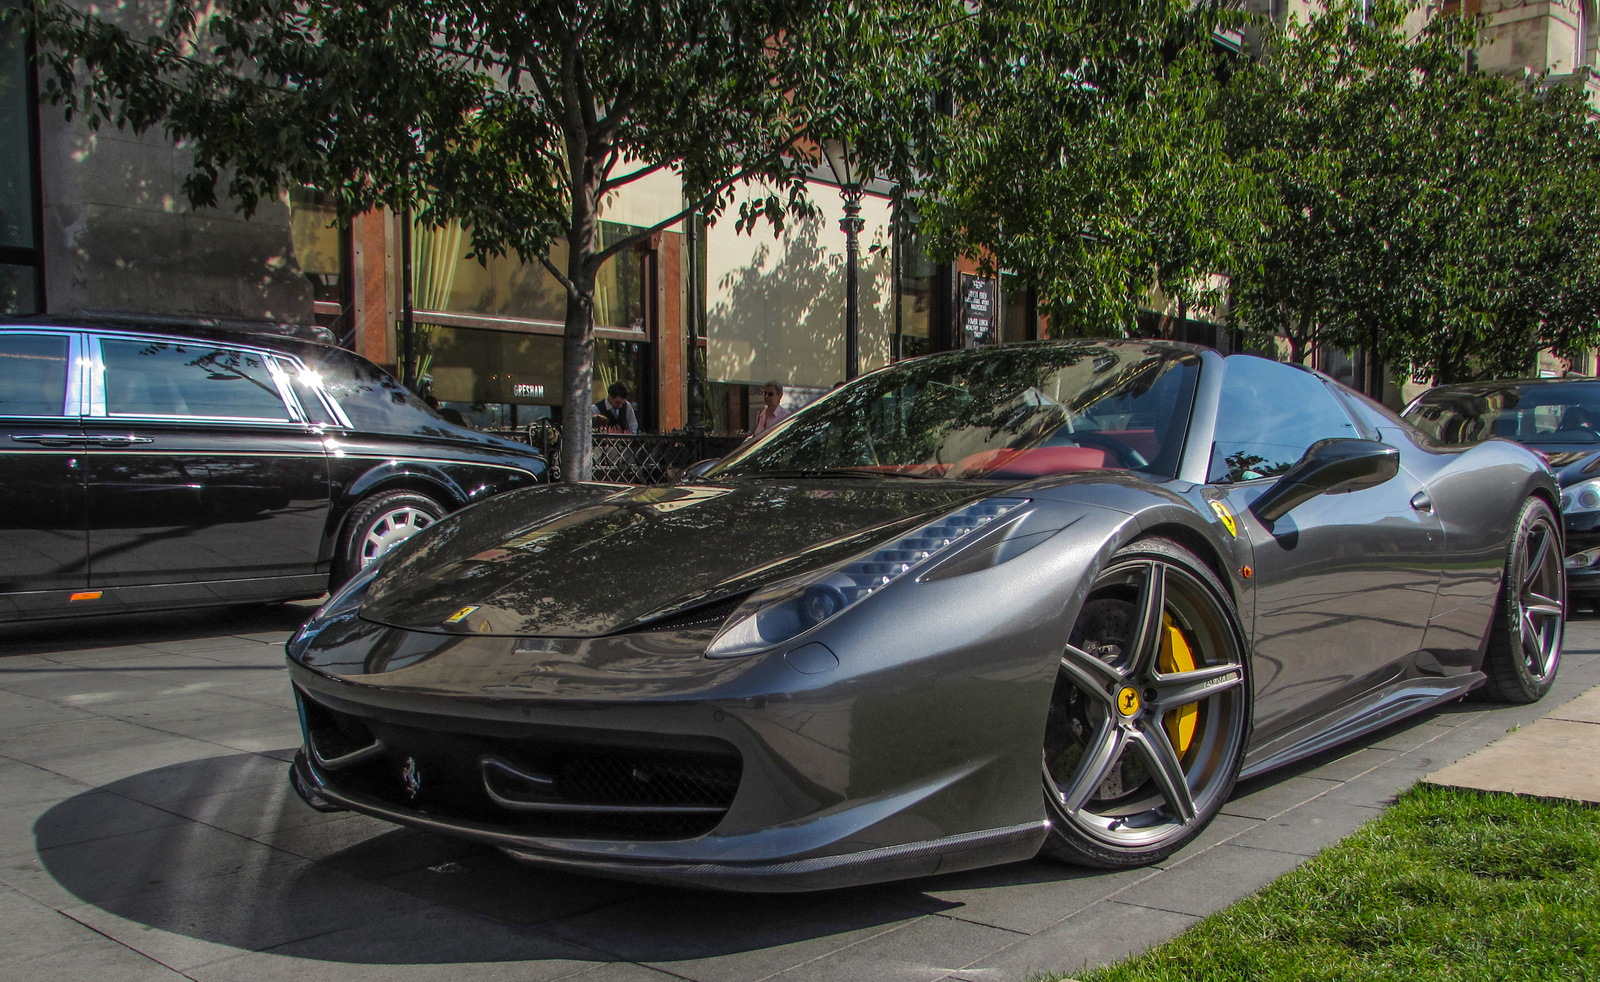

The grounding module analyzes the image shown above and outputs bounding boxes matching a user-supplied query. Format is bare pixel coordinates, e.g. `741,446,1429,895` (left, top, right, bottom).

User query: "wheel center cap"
1117,686,1141,717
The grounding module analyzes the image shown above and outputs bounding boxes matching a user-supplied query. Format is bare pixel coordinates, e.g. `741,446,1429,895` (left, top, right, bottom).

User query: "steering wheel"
1063,431,1149,469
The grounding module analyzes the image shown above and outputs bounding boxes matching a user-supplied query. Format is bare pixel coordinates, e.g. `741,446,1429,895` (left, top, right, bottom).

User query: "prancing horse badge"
401,757,422,799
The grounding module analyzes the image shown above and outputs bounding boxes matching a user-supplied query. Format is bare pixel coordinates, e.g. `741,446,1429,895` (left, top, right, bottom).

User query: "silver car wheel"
359,506,436,568
1044,555,1248,853
1514,511,1563,681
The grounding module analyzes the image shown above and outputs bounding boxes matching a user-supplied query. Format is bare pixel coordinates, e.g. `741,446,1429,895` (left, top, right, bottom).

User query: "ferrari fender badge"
1208,500,1237,537
444,605,479,625
401,757,422,798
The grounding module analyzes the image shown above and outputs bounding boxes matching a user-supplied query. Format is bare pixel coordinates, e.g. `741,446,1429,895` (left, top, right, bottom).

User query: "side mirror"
1250,439,1400,524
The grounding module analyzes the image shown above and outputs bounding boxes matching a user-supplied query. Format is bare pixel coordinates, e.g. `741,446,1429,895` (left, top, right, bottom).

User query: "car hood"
358,479,1004,637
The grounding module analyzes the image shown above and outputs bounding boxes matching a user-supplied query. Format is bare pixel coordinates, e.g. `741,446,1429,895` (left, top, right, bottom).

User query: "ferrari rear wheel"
1042,538,1249,868
1480,497,1564,703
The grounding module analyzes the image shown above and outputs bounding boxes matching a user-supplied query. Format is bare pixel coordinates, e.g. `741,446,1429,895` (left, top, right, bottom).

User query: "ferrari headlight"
290,559,386,652
705,498,1028,658
1562,479,1600,515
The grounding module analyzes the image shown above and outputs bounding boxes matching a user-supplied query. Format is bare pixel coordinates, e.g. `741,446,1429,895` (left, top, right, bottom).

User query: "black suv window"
101,339,292,420
1210,355,1358,482
0,334,71,417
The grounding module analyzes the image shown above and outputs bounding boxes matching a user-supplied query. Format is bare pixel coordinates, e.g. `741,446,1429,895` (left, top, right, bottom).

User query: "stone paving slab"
1,605,1598,982
1425,714,1600,805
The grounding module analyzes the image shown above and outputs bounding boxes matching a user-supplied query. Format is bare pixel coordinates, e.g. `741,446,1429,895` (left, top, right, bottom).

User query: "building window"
397,219,654,430
895,223,935,359
287,188,352,343
0,1,43,314
1000,271,1035,344
416,324,651,431
411,219,647,330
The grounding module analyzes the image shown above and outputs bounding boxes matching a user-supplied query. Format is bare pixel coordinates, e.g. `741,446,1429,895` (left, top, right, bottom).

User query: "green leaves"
1222,0,1600,382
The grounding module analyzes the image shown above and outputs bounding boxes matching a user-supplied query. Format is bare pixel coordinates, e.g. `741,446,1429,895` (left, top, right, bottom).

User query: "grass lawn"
1053,784,1600,982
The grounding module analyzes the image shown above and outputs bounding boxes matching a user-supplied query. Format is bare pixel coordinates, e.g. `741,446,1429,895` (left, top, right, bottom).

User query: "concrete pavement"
1425,673,1600,805
2,605,1598,982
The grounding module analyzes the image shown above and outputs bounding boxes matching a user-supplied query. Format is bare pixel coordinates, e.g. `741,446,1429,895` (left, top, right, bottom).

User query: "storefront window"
413,220,646,330
896,224,935,359
0,1,42,314
1001,272,1032,344
417,324,650,431
287,188,351,344
288,189,345,304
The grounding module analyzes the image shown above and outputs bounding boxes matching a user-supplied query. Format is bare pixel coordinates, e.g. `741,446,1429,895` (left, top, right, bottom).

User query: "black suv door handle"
9,434,89,447
83,435,154,446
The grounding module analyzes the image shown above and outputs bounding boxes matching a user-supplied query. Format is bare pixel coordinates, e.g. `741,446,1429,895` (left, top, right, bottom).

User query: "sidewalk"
1,609,1597,982
1424,682,1600,805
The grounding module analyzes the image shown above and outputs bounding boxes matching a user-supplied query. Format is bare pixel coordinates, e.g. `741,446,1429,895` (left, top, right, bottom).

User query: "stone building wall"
36,1,312,325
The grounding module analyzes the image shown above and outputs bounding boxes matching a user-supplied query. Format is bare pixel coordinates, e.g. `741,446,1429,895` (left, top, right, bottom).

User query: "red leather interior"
955,446,1110,479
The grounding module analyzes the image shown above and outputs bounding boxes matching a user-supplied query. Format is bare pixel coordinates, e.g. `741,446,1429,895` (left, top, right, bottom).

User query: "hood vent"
628,594,751,634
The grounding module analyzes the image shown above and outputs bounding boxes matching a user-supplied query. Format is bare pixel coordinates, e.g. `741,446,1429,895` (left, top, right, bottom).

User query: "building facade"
0,1,1050,437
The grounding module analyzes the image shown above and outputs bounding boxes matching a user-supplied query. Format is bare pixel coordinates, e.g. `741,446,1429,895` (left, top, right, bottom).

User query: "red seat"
955,446,1110,479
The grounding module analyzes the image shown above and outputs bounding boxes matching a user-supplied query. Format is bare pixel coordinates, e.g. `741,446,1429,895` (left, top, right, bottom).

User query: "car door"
1204,355,1444,743
84,333,331,591
0,330,89,612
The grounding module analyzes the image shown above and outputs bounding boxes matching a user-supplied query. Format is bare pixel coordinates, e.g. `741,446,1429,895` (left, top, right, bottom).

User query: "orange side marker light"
1239,566,1253,579
70,591,103,601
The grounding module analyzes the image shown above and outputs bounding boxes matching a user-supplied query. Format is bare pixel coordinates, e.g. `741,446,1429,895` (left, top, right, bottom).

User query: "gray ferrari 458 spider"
286,340,1564,890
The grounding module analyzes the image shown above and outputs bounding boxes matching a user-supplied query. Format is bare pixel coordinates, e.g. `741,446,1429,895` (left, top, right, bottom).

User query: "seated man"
594,382,640,433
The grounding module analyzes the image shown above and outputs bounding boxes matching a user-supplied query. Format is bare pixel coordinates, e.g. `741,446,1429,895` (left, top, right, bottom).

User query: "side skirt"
0,574,327,622
1239,671,1484,781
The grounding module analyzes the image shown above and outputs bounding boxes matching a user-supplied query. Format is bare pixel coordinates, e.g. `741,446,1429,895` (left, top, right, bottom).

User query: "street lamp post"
821,138,866,381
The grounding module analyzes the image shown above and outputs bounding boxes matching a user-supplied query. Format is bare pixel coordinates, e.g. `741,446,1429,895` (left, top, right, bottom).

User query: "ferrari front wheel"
1042,538,1250,868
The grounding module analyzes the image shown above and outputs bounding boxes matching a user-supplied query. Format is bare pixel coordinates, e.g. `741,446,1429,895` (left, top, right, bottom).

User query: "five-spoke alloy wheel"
1042,538,1250,867
1481,497,1565,703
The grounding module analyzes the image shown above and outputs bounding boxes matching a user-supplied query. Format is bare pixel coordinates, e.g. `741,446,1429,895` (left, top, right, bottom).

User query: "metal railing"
487,423,745,484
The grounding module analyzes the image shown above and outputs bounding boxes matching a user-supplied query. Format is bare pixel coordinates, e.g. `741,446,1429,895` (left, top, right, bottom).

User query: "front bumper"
291,750,1044,891
284,576,1069,890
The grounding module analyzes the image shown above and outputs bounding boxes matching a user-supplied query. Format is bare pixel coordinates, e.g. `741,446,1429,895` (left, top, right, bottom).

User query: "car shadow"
0,601,319,657
30,751,1023,966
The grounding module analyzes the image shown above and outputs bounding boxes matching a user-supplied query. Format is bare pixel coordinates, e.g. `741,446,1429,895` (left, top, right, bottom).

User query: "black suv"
1404,377,1600,609
0,317,547,621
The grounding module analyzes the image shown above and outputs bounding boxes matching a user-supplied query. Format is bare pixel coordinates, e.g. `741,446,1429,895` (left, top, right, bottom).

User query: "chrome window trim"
0,328,84,419
89,332,299,423
271,352,354,430
266,357,306,423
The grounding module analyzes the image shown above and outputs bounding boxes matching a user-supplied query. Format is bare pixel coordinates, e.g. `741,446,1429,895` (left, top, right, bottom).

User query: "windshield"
1405,383,1600,447
708,342,1201,481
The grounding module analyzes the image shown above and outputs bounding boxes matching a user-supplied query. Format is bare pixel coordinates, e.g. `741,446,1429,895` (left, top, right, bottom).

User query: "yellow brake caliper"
1159,614,1198,756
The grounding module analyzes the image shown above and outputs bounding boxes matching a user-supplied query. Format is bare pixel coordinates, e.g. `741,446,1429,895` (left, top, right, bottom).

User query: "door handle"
1410,491,1434,514
83,435,154,446
9,434,89,447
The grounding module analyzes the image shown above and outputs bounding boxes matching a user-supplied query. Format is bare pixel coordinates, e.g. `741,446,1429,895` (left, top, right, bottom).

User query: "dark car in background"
0,317,547,622
1404,378,1600,609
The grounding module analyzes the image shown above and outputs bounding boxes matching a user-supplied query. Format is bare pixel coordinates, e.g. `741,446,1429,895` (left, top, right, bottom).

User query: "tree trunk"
559,193,601,483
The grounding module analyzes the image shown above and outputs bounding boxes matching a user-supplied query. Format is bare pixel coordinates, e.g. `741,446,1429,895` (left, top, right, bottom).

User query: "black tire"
1041,537,1250,869
1479,497,1564,703
331,490,446,590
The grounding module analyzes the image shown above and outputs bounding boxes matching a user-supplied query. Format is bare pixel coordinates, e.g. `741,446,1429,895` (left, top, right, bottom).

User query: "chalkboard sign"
961,274,996,347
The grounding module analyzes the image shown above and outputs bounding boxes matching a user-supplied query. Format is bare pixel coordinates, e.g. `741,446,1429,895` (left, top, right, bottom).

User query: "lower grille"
298,690,740,840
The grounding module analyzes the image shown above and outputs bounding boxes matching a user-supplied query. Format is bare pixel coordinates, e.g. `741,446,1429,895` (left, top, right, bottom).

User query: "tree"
831,1,1261,337
1219,0,1600,381
11,0,850,480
